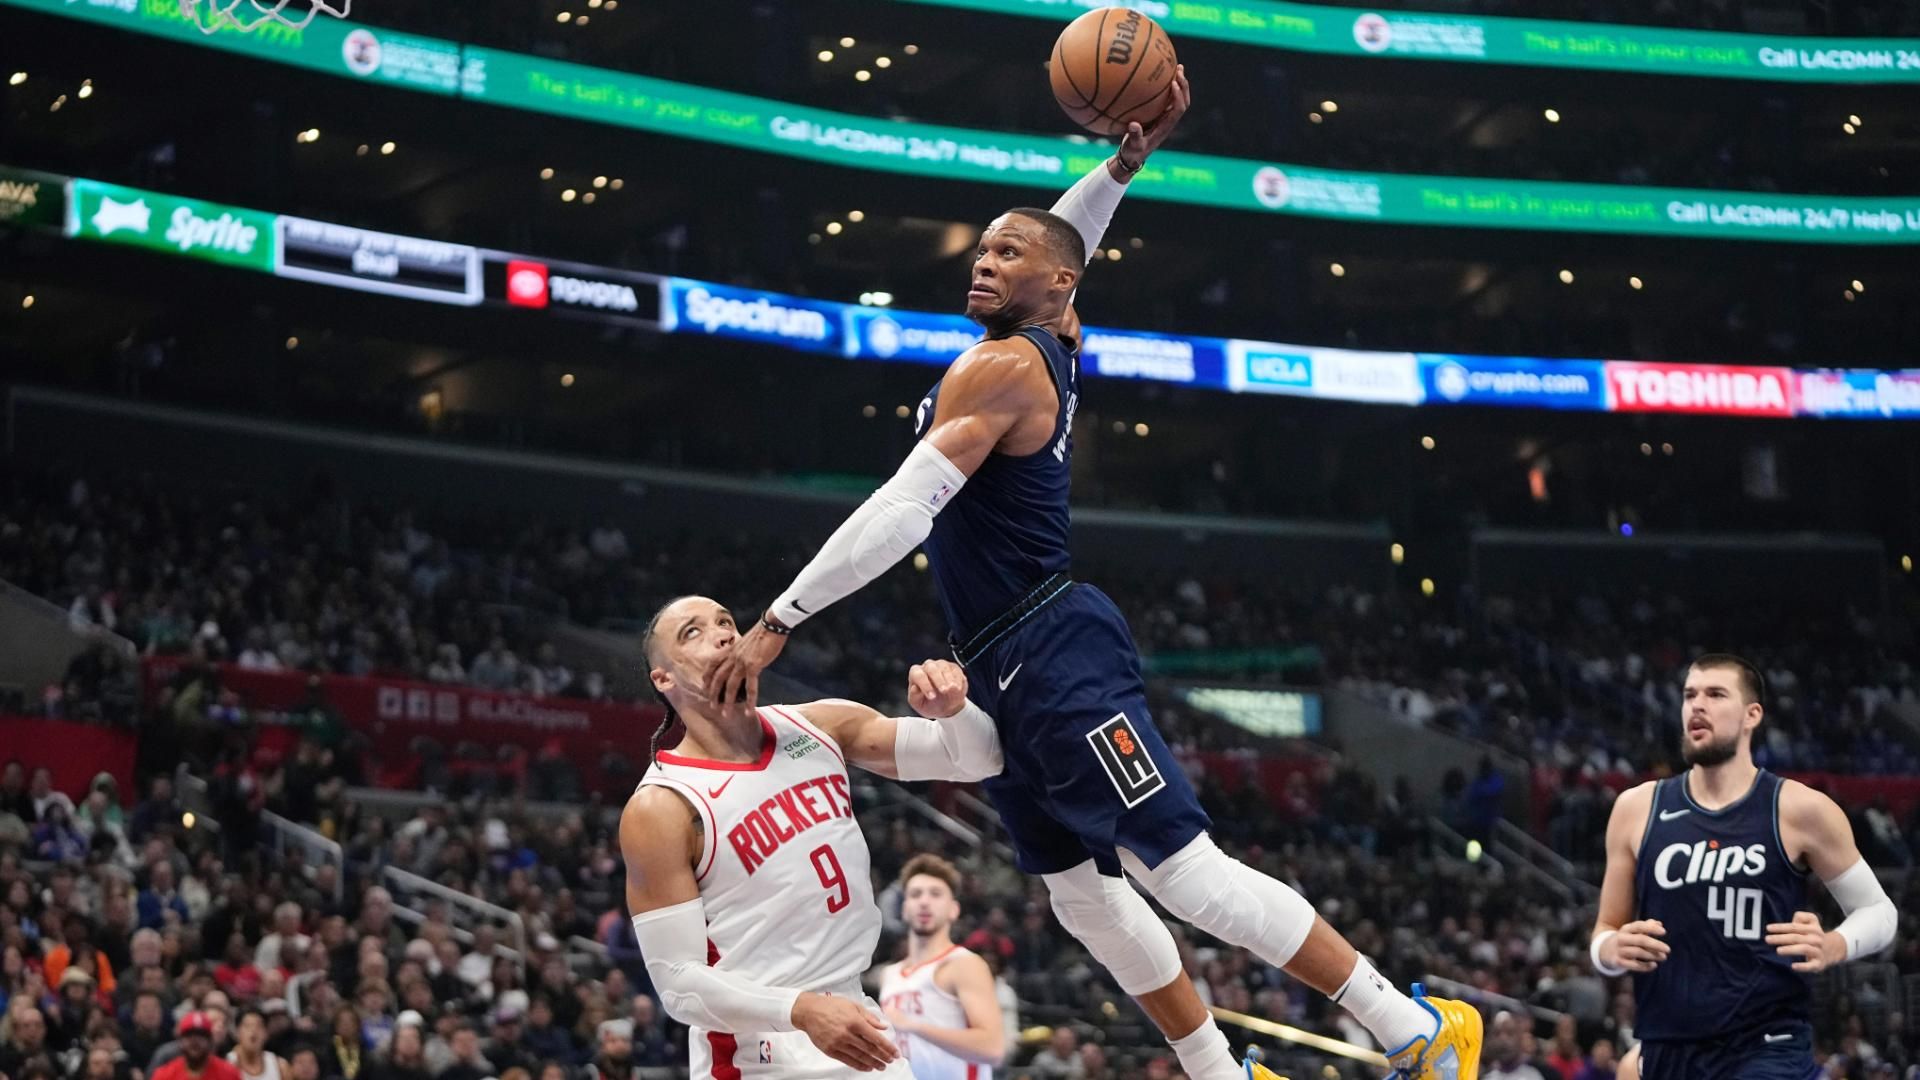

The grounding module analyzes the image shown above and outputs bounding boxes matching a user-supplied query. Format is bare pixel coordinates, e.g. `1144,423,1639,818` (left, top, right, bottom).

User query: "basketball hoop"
178,0,352,34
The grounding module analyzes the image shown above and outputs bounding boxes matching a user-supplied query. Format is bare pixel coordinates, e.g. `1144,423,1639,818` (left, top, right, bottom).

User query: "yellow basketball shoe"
1385,984,1483,1080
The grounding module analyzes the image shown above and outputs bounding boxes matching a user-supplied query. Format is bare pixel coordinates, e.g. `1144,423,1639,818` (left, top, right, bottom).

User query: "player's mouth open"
967,282,996,300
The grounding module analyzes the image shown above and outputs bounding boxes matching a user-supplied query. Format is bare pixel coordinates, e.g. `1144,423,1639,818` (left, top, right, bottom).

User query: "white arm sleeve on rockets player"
770,441,967,628
893,700,1003,782
1825,858,1897,960
1048,160,1129,264
632,898,803,1033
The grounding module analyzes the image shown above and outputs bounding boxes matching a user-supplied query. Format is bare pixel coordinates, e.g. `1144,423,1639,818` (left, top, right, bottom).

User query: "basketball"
1049,7,1179,136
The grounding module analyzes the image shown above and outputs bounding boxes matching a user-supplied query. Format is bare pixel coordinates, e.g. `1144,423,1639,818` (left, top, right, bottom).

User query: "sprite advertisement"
68,178,278,272
892,0,1920,83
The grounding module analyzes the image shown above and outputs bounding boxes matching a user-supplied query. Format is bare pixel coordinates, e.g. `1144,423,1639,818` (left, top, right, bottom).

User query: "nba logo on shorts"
1353,13,1393,52
1087,713,1165,808
758,1041,773,1064
342,29,383,76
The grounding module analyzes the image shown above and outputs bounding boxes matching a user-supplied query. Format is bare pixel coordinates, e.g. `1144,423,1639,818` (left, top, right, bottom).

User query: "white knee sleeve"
1043,860,1183,997
1120,834,1316,968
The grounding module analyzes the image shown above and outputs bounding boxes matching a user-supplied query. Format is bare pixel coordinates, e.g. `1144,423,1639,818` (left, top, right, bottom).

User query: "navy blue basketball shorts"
960,583,1211,877
1637,1022,1818,1080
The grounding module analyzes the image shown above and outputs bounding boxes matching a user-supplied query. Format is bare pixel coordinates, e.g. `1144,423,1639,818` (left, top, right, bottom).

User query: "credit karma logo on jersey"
1605,361,1796,417
665,279,844,354
847,309,977,366
1422,356,1607,411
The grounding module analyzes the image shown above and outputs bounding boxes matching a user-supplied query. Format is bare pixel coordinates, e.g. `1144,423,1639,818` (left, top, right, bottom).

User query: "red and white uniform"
641,705,909,1080
878,947,991,1080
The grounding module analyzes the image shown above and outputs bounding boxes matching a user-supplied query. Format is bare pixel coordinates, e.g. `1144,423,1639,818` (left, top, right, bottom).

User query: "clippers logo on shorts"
1087,713,1165,808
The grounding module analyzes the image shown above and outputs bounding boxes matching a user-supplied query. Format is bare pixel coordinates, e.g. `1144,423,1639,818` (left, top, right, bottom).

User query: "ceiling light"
904,44,918,55
1420,578,1436,597
1134,423,1150,436
285,337,299,350
1558,268,1575,284
807,233,821,244
7,72,24,86
840,36,855,47
1843,122,1856,134
582,192,596,203
826,221,843,235
589,0,602,7
1851,278,1865,292
1843,288,1856,301
1308,112,1323,124
912,553,929,571
562,189,577,202
1420,435,1436,450
357,144,370,156
1848,114,1862,126
575,15,588,25
847,210,864,222
1320,99,1338,113
561,373,576,387
1544,108,1561,123
1639,442,1652,456
1130,237,1144,249
20,295,34,309
610,178,624,190
1389,543,1404,565
1661,442,1674,456
540,167,554,180
1091,248,1106,259
1107,248,1122,261
49,95,64,112
895,405,910,418
380,141,396,155
1902,554,1912,573
77,82,93,99
593,175,608,188
302,127,320,142
818,50,834,62
1628,275,1644,290
1112,420,1126,433
603,0,616,8
861,405,877,418
876,56,892,68
855,70,871,81
1329,262,1345,277
557,12,571,23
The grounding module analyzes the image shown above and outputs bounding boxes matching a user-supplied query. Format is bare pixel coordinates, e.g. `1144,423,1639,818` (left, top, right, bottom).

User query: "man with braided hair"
621,596,1004,1080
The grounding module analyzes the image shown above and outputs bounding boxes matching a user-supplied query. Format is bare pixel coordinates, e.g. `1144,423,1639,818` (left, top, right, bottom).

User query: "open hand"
706,616,786,709
907,660,970,719
793,992,900,1072
1116,64,1191,172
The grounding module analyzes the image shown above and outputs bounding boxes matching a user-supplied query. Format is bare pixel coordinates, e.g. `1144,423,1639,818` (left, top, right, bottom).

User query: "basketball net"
178,0,352,34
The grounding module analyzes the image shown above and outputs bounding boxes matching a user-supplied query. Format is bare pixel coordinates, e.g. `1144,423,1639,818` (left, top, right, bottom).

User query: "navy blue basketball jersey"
1632,770,1811,1042
913,325,1079,641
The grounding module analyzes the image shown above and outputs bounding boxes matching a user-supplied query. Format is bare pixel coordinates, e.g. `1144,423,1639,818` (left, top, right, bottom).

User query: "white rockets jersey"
639,705,886,1078
879,947,991,1080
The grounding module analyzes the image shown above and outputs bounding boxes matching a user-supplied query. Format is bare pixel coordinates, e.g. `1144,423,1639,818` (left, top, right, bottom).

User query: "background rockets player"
876,855,1005,1080
1590,653,1898,1080
621,596,1006,1078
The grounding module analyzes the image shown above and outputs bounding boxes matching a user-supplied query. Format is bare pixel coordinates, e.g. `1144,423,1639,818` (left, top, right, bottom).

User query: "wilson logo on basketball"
506,261,550,308
1106,10,1142,65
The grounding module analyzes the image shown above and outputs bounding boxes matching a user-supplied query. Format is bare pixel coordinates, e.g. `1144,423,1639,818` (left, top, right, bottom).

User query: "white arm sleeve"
1824,858,1898,960
892,700,1003,782
770,442,967,627
632,899,803,1033
1048,159,1128,265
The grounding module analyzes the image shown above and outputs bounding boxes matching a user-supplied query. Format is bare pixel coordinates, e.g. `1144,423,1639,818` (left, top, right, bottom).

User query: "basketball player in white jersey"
876,855,1005,1080
228,1009,288,1080
622,596,1006,1080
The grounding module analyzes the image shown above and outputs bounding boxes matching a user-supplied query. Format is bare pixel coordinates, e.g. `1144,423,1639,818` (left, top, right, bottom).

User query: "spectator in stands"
1543,1015,1583,1080
286,1047,322,1080
0,1004,51,1078
1574,1038,1618,1079
425,647,464,686
128,779,179,847
1028,1027,1084,1080
255,906,309,976
481,1007,536,1078
29,769,74,824
236,631,282,674
321,1006,364,1080
961,906,1015,966
34,804,90,865
149,1013,239,1080
366,1020,430,1080
125,992,170,1071
47,967,102,1053
433,1023,489,1080
625,995,670,1069
580,1019,634,1080
1077,1042,1109,1080
1483,1012,1547,1080
136,864,189,931
226,1009,288,1080
0,762,31,823
530,646,571,700
466,641,517,693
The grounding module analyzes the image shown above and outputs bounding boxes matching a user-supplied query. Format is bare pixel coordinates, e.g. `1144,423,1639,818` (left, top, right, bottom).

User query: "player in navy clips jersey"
708,68,1483,1080
1590,654,1899,1080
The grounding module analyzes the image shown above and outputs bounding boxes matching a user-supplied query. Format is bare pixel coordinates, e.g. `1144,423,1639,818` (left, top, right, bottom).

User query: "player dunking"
1590,654,1898,1080
621,597,1007,1079
708,72,1481,1080
876,855,1005,1080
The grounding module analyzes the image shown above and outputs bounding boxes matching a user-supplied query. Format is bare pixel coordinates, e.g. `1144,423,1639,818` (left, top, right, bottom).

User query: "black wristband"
1113,154,1143,176
761,614,792,636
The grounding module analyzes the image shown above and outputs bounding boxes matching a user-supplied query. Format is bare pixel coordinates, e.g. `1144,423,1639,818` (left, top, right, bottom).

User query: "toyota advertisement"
482,253,664,328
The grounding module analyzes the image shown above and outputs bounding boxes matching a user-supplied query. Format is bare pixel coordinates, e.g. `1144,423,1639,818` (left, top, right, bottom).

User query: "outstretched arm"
707,342,1050,707
797,660,1002,783
1049,65,1190,263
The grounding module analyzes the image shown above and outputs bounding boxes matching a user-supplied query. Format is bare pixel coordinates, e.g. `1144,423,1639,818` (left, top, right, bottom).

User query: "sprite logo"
73,181,277,272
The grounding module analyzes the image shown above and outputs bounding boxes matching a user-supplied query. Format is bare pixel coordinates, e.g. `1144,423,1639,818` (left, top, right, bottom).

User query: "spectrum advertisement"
10,0,1920,244
892,0,1920,84
20,164,1920,422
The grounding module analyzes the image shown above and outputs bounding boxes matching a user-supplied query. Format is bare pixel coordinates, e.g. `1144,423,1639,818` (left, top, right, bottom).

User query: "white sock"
1168,1015,1242,1080
1332,958,1433,1057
